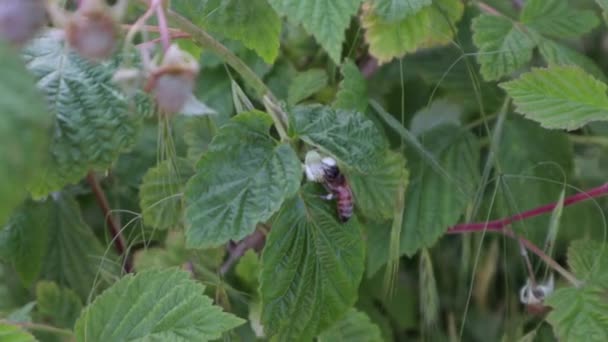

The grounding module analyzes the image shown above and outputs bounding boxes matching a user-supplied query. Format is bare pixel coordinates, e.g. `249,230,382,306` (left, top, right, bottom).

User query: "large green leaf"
74,268,244,341
36,281,82,329
345,150,409,220
172,0,281,63
185,111,301,248
260,185,365,341
287,69,328,106
472,14,536,81
0,42,51,225
22,31,141,197
268,0,364,64
539,39,606,82
317,309,383,342
139,158,195,230
334,60,368,112
0,201,49,286
371,0,430,22
0,323,37,342
521,0,599,38
362,0,463,63
545,240,608,341
400,125,479,256
501,66,608,130
290,105,388,172
1,195,109,299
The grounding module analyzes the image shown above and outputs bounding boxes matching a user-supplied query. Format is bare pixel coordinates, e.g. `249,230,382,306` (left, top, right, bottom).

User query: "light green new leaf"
401,125,479,256
502,66,608,130
291,105,388,172
362,0,462,63
288,69,328,106
371,0,431,22
317,309,383,342
260,185,365,341
0,323,37,342
521,0,599,38
172,0,281,63
75,269,244,341
0,42,51,225
140,158,195,230
345,150,408,220
539,39,606,82
268,0,364,64
185,111,301,248
334,60,368,112
235,250,261,291
545,239,608,341
22,31,141,197
0,201,49,286
36,281,82,329
472,14,536,81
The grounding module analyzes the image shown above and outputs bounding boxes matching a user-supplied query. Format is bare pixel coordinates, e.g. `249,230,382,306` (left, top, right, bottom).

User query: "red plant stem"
86,172,132,273
154,0,172,51
447,183,608,234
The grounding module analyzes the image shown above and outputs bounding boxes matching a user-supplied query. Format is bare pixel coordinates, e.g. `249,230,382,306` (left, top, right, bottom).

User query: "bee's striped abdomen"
335,186,353,222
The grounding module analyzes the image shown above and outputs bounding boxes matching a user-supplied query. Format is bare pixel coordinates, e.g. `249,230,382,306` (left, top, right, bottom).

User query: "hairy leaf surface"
260,185,365,341
268,0,364,63
334,60,368,112
172,0,281,63
317,309,383,342
22,32,141,197
288,69,328,106
502,66,608,130
539,39,606,82
36,281,82,328
472,14,536,81
521,0,599,38
0,42,50,224
185,111,301,248
75,269,244,341
291,105,387,172
371,0,431,22
140,158,195,230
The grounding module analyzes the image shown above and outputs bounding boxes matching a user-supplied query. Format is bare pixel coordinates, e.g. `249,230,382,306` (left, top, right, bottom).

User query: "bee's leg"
319,193,335,200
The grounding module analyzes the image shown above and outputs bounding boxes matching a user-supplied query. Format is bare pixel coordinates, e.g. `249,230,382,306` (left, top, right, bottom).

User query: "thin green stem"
568,134,608,148
165,9,288,140
0,320,75,338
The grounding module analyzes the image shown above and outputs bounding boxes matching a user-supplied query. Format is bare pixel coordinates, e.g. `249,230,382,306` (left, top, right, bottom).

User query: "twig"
220,229,267,276
447,183,608,234
86,172,132,273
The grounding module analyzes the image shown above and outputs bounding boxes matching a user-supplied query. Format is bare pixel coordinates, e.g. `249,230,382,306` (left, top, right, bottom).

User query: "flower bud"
0,0,47,47
65,0,118,60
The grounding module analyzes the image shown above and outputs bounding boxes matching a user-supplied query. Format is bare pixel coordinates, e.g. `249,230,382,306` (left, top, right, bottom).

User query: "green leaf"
0,201,49,286
22,32,141,197
291,105,388,172
345,150,408,220
401,125,479,256
334,60,368,112
74,268,245,341
472,14,536,81
597,0,608,23
36,281,82,329
362,0,463,63
287,69,328,106
183,116,217,163
235,250,261,291
567,240,608,283
185,111,302,248
501,66,608,130
546,285,608,342
0,323,37,342
172,0,281,63
317,309,383,342
260,185,365,341
268,0,364,64
371,0,431,22
521,0,599,38
140,158,195,230
410,99,462,136
0,42,51,225
539,39,606,82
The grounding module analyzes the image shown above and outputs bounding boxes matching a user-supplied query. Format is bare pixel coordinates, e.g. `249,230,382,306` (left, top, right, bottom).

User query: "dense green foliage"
1,0,608,341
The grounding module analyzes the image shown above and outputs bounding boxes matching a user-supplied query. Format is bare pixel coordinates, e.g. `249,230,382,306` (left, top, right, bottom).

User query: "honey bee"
304,152,354,222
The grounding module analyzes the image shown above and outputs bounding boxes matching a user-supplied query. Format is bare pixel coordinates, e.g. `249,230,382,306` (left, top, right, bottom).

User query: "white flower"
519,274,554,305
